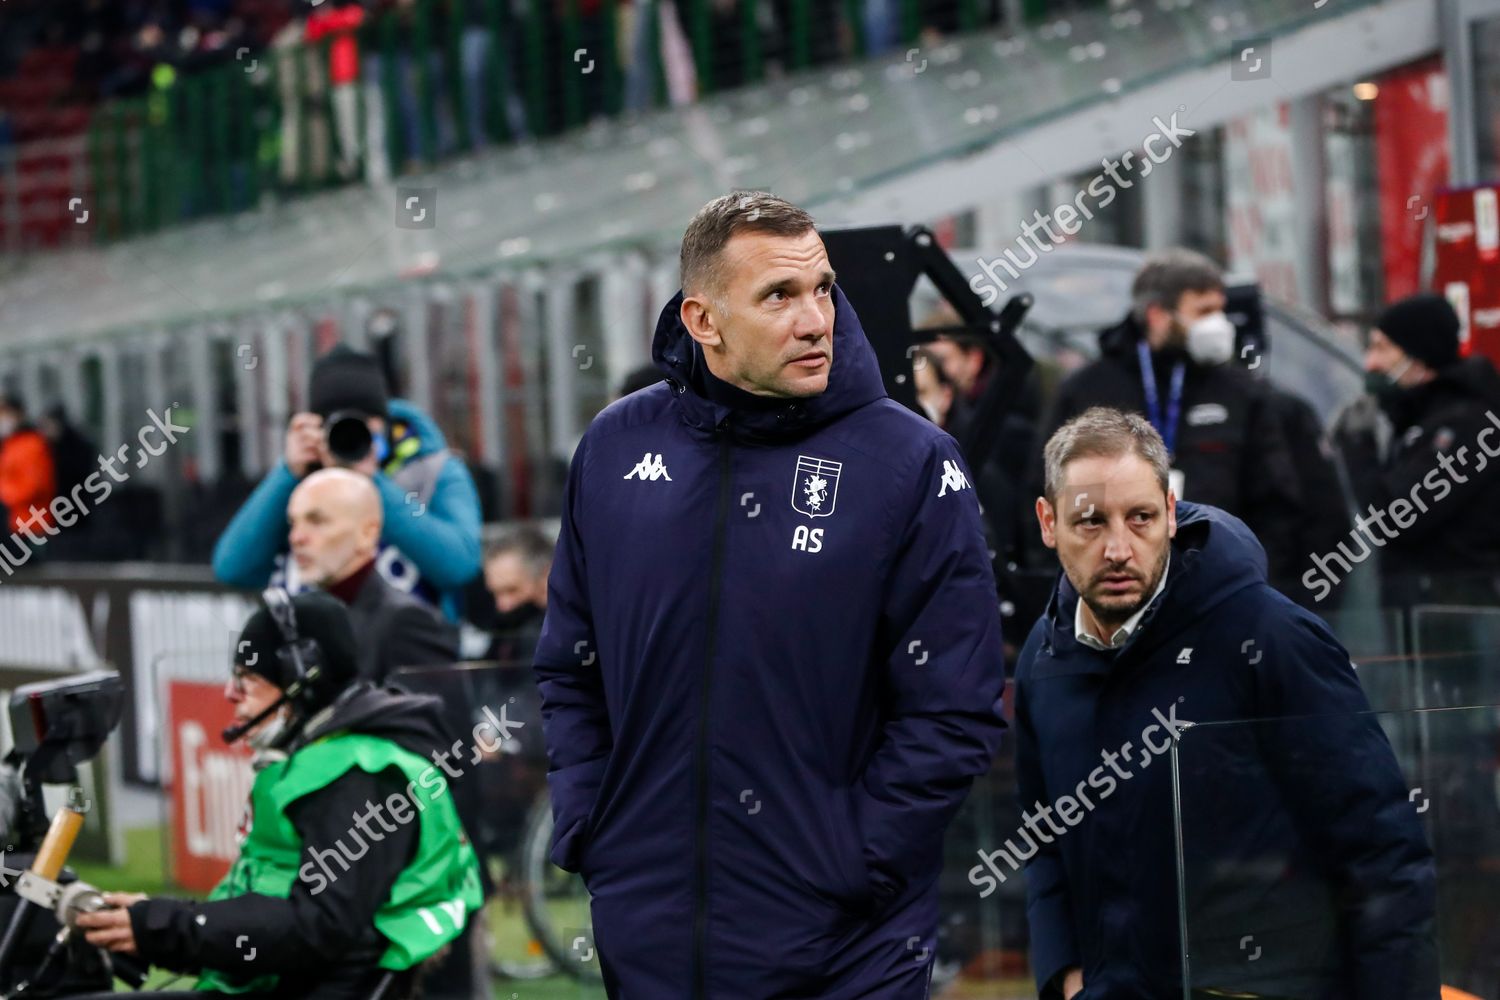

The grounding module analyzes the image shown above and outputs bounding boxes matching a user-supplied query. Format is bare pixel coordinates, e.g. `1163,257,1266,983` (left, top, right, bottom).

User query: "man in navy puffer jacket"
1012,407,1436,1000
533,192,1007,998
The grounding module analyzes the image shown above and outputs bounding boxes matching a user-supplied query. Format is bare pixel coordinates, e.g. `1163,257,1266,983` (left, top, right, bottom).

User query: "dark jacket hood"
650,283,889,442
1038,501,1267,661
294,681,450,760
1434,355,1500,405
1098,312,1195,367
1099,312,1146,359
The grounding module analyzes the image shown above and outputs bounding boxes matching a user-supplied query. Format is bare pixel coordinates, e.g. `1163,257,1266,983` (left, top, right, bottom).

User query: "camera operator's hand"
285,413,324,477
77,892,149,954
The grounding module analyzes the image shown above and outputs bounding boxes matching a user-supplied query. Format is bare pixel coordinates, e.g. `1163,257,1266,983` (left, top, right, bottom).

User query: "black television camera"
0,671,147,996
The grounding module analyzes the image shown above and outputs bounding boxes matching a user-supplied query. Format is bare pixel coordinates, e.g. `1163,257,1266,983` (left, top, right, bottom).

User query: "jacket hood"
387,398,448,457
1098,312,1146,358
650,284,889,442
1434,355,1500,406
294,681,451,760
1039,501,1267,660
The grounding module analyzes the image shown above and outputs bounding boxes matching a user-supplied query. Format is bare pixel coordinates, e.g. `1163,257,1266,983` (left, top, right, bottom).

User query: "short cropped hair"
1130,248,1224,325
679,192,818,308
484,525,554,579
1043,407,1171,504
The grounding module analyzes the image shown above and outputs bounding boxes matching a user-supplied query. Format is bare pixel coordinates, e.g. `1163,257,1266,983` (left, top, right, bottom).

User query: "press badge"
1169,468,1186,500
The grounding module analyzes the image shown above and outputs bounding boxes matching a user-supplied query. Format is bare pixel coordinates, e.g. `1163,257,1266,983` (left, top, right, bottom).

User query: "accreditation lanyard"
1137,340,1186,457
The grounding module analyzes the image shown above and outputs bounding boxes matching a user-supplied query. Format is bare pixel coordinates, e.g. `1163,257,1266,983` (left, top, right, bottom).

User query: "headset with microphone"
222,587,326,744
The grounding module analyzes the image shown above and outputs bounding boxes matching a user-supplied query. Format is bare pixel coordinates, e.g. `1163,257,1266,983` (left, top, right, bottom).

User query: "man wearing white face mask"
1032,248,1303,583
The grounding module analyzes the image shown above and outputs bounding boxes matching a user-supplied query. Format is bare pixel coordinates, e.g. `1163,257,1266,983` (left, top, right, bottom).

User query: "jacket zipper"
692,425,733,999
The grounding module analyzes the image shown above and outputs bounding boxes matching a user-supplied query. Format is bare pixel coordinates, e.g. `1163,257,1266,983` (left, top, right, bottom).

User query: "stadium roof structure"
0,0,1432,347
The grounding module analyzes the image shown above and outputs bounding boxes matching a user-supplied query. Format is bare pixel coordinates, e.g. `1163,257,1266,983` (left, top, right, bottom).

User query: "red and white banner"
1433,184,1500,364
168,681,255,893
1225,104,1301,306
1375,57,1451,301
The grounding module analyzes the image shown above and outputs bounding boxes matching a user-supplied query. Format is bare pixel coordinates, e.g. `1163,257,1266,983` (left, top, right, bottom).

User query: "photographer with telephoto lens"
211,346,482,621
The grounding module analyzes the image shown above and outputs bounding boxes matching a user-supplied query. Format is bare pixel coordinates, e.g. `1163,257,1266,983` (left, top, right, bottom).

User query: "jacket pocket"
824,786,875,912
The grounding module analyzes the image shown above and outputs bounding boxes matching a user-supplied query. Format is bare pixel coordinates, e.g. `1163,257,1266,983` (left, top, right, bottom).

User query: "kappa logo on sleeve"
937,459,971,498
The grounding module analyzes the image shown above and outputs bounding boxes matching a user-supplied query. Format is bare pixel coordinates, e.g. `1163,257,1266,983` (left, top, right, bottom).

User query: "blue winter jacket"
1013,502,1437,1000
534,285,1007,998
210,399,482,620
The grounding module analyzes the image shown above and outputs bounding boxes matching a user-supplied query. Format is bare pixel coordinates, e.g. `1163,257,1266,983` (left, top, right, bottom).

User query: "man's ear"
1035,496,1058,550
361,515,383,552
1166,489,1177,539
680,295,723,349
1143,302,1173,347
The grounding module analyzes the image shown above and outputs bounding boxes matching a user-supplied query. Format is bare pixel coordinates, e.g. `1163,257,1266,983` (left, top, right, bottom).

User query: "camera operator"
75,590,482,998
211,346,482,620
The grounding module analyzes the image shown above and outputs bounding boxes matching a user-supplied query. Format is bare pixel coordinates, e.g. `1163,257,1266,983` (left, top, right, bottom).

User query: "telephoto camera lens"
325,411,374,464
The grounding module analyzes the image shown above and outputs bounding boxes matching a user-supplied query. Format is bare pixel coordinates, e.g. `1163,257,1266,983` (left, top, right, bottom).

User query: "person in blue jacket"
533,191,1007,999
1008,406,1436,1000
211,345,481,620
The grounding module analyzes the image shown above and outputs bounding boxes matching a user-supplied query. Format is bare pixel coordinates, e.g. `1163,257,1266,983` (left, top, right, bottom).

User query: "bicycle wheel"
483,845,559,981
518,792,602,982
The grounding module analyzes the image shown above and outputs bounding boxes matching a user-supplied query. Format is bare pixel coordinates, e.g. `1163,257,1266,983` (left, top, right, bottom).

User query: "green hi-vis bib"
196,732,483,993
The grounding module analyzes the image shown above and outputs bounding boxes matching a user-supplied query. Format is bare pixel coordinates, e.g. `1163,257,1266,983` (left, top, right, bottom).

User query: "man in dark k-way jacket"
534,193,1007,999
1011,407,1436,1000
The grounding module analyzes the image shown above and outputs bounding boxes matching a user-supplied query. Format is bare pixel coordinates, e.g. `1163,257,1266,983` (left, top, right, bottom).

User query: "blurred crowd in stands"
1,0,1005,152
2,0,1010,248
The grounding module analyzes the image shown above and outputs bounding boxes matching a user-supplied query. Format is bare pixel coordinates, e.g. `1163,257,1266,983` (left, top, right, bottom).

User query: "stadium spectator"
1031,248,1303,582
0,396,56,543
453,0,529,146
288,468,457,683
36,406,98,560
1332,292,1500,607
482,524,551,664
272,4,329,184
920,301,993,404
77,590,482,997
212,344,483,620
304,0,365,180
534,192,1005,995
621,0,698,112
912,344,964,432
1015,407,1437,1000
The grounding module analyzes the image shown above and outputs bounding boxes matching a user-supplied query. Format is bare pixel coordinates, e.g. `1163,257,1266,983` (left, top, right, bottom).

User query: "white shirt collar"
1074,555,1170,651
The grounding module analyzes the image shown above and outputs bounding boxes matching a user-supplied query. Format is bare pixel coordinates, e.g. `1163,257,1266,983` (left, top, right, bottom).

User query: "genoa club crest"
792,455,842,518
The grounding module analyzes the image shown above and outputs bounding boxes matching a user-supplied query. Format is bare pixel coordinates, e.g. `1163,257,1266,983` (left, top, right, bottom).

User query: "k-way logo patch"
792,455,841,518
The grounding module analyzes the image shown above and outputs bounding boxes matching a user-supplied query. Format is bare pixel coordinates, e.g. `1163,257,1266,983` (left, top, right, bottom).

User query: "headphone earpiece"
261,587,326,701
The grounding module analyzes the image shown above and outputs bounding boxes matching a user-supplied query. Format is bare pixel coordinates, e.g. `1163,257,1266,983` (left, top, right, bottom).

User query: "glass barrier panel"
1173,706,1498,1000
